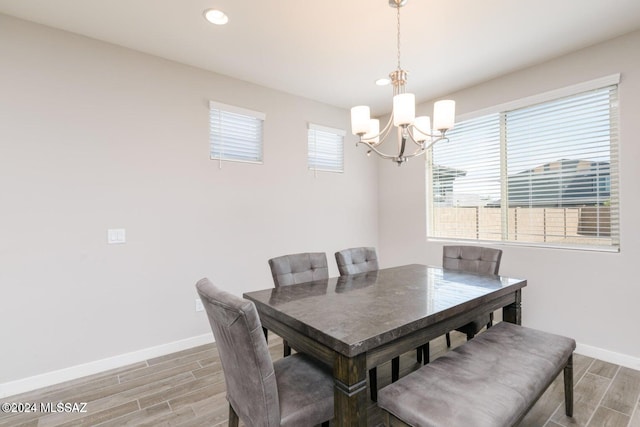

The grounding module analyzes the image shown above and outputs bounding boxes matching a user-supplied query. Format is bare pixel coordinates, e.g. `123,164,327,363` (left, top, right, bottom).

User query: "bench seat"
377,322,576,427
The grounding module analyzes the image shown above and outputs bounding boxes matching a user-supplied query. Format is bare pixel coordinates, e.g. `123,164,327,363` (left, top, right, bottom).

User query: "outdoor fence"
432,206,612,245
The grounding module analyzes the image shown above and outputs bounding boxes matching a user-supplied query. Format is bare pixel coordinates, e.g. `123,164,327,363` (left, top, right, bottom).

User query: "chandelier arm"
359,113,394,147
372,114,395,146
402,147,428,159
410,123,437,138
360,141,403,160
405,126,451,148
405,127,426,147
423,130,450,151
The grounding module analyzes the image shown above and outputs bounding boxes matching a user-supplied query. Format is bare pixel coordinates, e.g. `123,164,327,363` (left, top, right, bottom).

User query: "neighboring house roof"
490,159,611,207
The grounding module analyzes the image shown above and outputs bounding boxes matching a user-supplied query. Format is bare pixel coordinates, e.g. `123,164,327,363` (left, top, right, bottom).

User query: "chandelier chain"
396,5,401,70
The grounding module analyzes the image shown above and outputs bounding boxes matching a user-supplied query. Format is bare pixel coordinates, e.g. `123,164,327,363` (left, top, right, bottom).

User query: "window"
427,75,620,251
308,123,345,173
209,101,265,164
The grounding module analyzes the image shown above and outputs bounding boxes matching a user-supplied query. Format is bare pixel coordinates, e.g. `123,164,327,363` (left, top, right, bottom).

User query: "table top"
243,264,526,357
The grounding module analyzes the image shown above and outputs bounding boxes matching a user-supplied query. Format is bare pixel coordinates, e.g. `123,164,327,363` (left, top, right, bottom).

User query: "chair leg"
369,367,378,402
423,342,429,365
283,339,291,357
564,354,574,417
228,403,239,427
445,332,451,348
262,327,268,342
416,346,422,363
392,357,400,382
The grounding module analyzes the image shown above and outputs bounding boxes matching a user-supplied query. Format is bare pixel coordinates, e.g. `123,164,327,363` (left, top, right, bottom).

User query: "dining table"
243,263,527,427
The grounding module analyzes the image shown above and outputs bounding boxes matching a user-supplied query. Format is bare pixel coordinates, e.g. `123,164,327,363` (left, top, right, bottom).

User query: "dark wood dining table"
243,264,527,427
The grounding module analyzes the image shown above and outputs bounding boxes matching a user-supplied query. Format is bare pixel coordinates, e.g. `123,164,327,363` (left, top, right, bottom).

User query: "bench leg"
564,354,574,417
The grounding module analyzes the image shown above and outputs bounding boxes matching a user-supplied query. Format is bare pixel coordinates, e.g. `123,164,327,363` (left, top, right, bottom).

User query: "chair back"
335,247,379,276
195,278,280,427
268,252,328,287
442,245,502,275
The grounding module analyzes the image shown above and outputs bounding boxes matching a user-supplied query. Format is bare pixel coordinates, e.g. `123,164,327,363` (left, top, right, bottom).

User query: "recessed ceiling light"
375,78,391,86
204,9,229,25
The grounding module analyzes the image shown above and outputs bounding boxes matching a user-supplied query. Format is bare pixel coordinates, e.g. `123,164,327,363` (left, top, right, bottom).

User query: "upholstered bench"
377,322,575,427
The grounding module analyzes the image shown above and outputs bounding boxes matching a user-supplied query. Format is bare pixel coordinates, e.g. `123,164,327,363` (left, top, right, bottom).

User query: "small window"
308,123,345,173
209,101,265,164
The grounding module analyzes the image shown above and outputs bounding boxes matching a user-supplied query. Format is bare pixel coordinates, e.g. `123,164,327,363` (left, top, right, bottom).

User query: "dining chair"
441,245,503,348
417,246,503,364
335,246,396,402
268,252,329,357
196,278,333,427
335,246,379,275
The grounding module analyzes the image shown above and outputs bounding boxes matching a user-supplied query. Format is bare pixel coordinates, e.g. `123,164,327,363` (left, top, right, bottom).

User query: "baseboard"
0,332,214,399
2,334,638,398
575,342,640,371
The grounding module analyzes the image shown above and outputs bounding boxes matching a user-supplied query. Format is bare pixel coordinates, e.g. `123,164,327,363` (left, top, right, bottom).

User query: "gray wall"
378,30,640,368
0,14,378,386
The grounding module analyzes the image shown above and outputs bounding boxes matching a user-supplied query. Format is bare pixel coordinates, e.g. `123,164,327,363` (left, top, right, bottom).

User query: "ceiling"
1,0,640,115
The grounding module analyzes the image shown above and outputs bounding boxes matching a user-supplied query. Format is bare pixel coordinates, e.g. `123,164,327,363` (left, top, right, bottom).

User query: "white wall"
378,30,640,368
0,14,378,390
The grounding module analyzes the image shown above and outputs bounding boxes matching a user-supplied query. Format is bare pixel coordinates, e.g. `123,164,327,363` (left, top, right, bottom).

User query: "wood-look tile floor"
2,331,640,427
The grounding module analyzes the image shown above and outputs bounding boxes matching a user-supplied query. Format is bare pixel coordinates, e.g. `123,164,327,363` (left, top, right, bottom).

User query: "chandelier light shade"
350,0,456,165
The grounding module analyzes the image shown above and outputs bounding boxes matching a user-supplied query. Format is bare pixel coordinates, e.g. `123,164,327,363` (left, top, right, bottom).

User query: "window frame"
307,123,345,174
209,100,266,165
426,74,621,252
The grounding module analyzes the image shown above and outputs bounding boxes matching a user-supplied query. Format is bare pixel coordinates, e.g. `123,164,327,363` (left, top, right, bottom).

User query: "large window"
307,123,345,173
427,76,620,251
209,101,265,164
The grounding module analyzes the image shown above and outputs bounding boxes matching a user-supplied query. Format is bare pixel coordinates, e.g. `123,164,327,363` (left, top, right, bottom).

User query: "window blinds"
209,101,265,163
428,83,619,251
308,123,345,173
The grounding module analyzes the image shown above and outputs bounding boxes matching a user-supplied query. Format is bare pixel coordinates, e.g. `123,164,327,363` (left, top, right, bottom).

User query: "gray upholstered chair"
335,246,379,276
416,246,503,364
335,247,393,402
443,245,503,346
196,278,333,427
268,252,329,357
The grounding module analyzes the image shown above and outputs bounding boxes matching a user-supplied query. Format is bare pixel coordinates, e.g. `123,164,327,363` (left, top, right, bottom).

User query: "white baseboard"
0,333,214,399
575,342,640,371
2,334,638,399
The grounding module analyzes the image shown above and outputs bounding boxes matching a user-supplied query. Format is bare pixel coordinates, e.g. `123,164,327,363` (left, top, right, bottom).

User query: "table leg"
503,289,522,325
334,352,368,427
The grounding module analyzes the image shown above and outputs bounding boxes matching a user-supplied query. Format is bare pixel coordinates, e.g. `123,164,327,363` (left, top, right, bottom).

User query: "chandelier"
350,0,456,166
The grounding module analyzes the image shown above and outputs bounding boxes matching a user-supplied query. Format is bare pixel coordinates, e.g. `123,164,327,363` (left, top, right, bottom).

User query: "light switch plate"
107,228,126,244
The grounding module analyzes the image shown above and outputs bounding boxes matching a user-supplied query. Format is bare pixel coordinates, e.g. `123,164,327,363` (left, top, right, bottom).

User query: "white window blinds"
428,79,619,251
209,101,265,164
308,123,345,173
